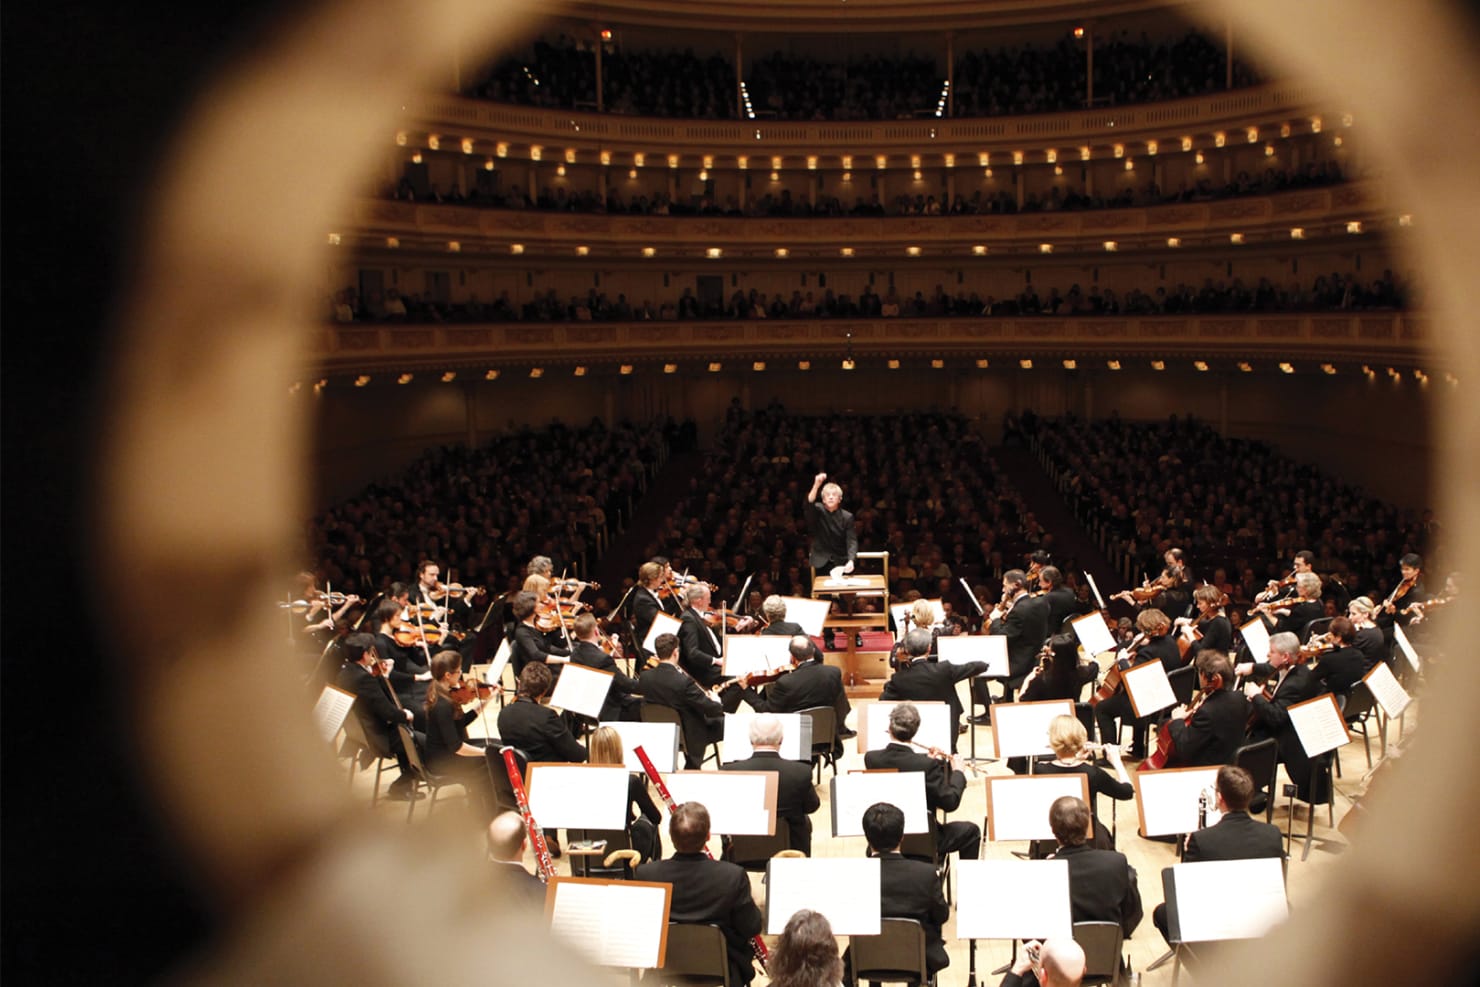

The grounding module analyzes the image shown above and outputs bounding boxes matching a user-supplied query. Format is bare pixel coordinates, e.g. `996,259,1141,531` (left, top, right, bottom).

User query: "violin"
1112,569,1177,607
448,674,496,706
700,608,757,633
1403,593,1453,619
429,581,483,602
1378,571,1420,614
391,616,446,648
1254,569,1298,604
534,596,588,633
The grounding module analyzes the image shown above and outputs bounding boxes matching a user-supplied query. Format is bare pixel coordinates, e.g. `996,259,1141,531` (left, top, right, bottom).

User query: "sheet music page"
642,612,683,654
527,764,631,830
549,879,671,968
890,600,947,640
765,858,882,935
1362,662,1412,718
860,701,952,754
721,712,809,762
665,771,776,835
1170,859,1287,942
986,775,1089,841
1070,612,1117,656
604,721,680,773
829,772,930,836
938,635,1009,677
1084,572,1107,611
549,662,613,719
1134,766,1220,837
1287,693,1350,758
990,700,1074,759
722,635,793,677
486,637,513,688
1240,617,1271,663
780,596,831,637
818,574,869,588
1122,660,1177,718
313,686,356,743
1393,625,1422,672
956,860,1073,941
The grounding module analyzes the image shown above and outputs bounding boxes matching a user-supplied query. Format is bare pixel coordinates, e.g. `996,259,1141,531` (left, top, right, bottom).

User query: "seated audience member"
719,713,820,856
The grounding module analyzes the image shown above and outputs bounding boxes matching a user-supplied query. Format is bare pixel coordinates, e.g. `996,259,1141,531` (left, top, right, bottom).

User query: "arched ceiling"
540,0,1196,34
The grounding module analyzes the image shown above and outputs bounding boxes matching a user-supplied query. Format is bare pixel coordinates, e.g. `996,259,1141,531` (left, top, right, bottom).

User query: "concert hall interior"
7,0,1480,986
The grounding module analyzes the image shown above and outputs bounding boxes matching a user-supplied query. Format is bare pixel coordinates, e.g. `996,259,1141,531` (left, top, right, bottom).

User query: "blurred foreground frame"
99,0,1480,983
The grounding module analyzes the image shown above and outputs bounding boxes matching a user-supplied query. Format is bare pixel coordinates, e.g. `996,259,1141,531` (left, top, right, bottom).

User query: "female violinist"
372,599,432,725
1172,585,1233,663
507,591,571,680
423,649,497,818
1020,633,1099,704
292,571,361,634
1092,608,1179,760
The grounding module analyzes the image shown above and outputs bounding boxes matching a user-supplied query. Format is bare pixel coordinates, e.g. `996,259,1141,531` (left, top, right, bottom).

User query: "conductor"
807,471,858,650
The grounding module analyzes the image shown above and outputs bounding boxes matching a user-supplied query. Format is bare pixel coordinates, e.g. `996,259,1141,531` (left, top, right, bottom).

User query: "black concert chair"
340,713,397,806
641,701,719,767
485,745,528,816
1234,738,1280,824
650,922,732,986
1341,681,1382,770
848,917,929,987
724,819,792,871
1301,616,1334,645
1072,920,1127,987
1166,665,1198,707
799,705,839,783
398,726,468,823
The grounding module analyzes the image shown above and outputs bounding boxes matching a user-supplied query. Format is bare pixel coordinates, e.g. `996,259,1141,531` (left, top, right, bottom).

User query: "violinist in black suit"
636,633,724,769
864,703,981,860
885,629,988,752
410,558,474,628
720,713,820,856
1159,651,1249,768
569,612,641,721
678,583,741,693
1094,608,1180,759
1152,766,1283,941
975,569,1050,716
507,591,570,680
336,632,422,800
759,595,822,660
743,635,853,741
1236,631,1327,803
495,662,588,764
1038,565,1079,635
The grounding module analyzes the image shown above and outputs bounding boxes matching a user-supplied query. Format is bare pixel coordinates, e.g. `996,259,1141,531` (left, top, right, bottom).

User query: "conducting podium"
811,550,890,686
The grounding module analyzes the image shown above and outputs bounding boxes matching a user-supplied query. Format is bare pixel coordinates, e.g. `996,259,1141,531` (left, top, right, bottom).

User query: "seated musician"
336,632,423,801
890,597,942,669
1307,616,1373,694
1173,585,1233,663
1000,938,1086,987
507,590,570,680
884,628,987,751
636,632,724,769
742,634,853,740
587,726,661,862
521,554,554,598
719,713,820,856
1261,571,1325,641
411,559,472,628
678,583,737,694
487,811,547,909
1020,634,1097,704
495,662,588,764
759,594,820,656
1235,632,1326,807
1375,553,1427,634
1151,765,1283,942
981,569,1051,710
864,703,981,861
1255,550,1315,606
422,649,497,818
635,802,764,986
1046,796,1143,940
569,612,641,721
1346,597,1389,668
372,598,431,725
770,910,844,987
1094,608,1180,760
1158,651,1249,768
858,801,951,978
1038,565,1079,635
1032,715,1133,853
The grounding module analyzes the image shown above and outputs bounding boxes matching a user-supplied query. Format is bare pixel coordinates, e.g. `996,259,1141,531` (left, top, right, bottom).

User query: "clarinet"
633,745,770,972
501,747,558,883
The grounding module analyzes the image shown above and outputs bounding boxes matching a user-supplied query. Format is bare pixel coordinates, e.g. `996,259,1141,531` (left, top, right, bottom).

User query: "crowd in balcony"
330,268,1410,325
1031,414,1441,618
467,30,1261,121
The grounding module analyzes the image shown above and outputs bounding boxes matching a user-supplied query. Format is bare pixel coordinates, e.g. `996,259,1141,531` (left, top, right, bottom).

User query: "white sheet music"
486,636,513,688
780,596,831,638
549,662,613,720
956,860,1073,941
605,721,680,774
1393,625,1422,673
1169,858,1288,943
1240,617,1271,664
1122,660,1178,718
1070,612,1117,655
313,685,356,743
890,600,946,640
527,764,631,830
1084,572,1107,611
665,771,777,835
641,612,683,655
1288,693,1350,758
990,700,1074,759
986,775,1089,842
859,701,952,755
829,772,930,837
721,712,812,762
766,857,882,935
548,878,671,968
1363,662,1412,718
818,575,869,588
1134,766,1220,837
937,635,1009,677
722,635,794,678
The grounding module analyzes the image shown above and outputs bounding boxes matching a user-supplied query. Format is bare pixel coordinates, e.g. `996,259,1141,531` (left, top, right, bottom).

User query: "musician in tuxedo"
1174,585,1233,664
631,560,670,666
1000,939,1086,987
1047,796,1143,939
720,714,820,856
1265,572,1325,642
1236,632,1327,804
759,595,822,659
1094,608,1181,759
507,591,570,680
495,662,588,764
636,802,764,986
860,802,951,977
806,471,858,649
336,632,423,800
636,633,724,769
742,634,853,739
487,812,548,910
884,629,988,752
678,584,729,690
410,558,473,626
1152,765,1283,941
1159,651,1249,768
974,568,1050,717
569,612,641,721
1374,553,1428,650
1308,616,1374,695
863,703,981,861
1038,565,1079,635
1256,550,1315,606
